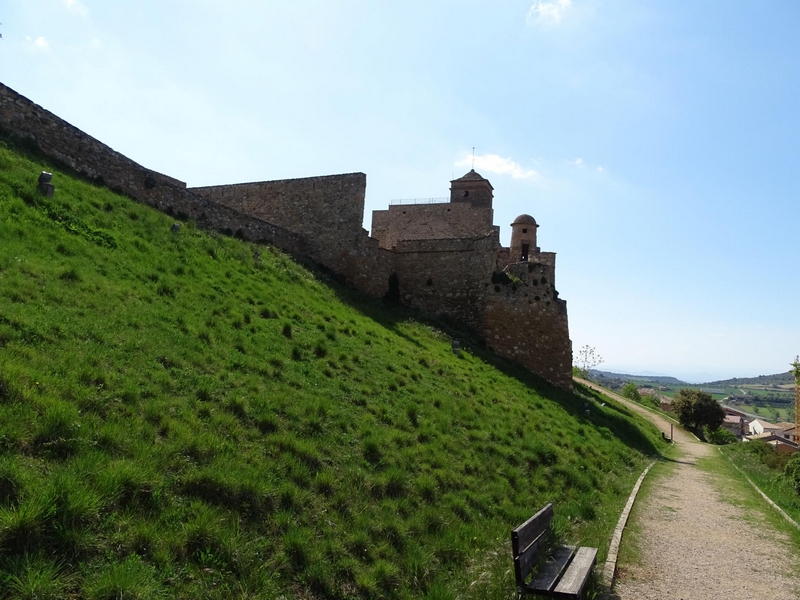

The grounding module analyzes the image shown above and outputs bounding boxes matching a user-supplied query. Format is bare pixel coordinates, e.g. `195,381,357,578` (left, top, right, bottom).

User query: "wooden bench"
511,503,598,599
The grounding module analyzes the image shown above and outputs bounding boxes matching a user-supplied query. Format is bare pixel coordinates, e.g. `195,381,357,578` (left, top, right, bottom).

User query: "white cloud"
568,158,585,168
26,36,50,50
455,153,540,180
527,0,573,26
597,166,604,172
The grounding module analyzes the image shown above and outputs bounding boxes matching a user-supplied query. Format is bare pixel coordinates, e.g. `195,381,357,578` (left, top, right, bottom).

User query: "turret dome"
512,214,537,227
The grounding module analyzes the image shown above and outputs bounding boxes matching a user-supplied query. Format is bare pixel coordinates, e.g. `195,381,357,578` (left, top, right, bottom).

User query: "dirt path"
577,378,800,600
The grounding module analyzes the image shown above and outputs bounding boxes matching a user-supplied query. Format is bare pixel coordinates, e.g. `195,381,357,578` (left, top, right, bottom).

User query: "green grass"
734,404,793,422
719,444,800,529
0,138,666,599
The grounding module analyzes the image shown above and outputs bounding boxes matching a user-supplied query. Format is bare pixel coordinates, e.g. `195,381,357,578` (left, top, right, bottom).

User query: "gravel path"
577,379,800,600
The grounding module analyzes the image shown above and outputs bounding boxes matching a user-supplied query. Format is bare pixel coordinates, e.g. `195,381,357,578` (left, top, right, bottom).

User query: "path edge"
601,460,656,592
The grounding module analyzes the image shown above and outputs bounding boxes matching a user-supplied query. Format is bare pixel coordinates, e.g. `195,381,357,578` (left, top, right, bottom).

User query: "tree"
575,345,603,379
621,382,641,402
785,452,800,495
671,389,725,433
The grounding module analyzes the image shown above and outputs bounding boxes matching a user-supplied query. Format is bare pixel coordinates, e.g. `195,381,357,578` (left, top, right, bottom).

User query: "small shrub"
784,453,800,495
705,426,737,445
620,382,641,402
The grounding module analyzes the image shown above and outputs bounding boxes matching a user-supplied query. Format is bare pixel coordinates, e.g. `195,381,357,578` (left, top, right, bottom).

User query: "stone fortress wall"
371,202,496,250
0,82,572,389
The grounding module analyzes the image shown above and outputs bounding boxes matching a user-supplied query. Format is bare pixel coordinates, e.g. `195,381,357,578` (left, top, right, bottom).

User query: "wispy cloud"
63,0,89,16
26,36,50,50
527,0,573,26
568,158,606,174
456,153,540,180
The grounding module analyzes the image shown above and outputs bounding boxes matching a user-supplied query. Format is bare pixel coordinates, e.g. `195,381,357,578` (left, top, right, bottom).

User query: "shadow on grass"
324,275,664,459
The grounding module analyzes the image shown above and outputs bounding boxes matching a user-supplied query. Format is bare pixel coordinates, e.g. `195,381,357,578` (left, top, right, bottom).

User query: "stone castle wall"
392,234,499,331
372,202,495,249
0,81,572,389
484,259,572,389
190,176,366,254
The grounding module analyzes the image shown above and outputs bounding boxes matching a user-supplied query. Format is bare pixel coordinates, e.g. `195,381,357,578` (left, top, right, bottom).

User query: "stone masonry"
0,81,572,389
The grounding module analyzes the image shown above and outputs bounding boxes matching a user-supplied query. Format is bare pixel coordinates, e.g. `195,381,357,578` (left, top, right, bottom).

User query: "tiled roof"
452,169,487,182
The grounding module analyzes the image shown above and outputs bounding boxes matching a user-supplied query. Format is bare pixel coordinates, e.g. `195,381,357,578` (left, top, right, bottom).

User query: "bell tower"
450,170,494,209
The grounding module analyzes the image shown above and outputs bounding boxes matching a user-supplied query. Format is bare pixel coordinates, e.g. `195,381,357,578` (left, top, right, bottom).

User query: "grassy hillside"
0,139,664,599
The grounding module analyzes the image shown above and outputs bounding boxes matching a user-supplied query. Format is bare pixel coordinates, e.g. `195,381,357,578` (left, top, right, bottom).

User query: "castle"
0,82,572,389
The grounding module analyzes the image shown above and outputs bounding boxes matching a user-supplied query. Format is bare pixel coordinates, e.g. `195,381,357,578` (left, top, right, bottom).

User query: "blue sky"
2,0,799,382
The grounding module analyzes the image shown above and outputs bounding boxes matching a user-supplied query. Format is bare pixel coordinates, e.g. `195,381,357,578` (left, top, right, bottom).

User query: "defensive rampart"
372,202,495,249
0,81,572,389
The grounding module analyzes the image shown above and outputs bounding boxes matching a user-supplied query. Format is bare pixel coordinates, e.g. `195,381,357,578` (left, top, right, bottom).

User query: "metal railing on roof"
389,197,448,206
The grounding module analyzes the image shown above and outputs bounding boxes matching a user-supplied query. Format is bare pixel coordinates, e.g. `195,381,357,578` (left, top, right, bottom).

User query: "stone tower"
450,169,494,208
510,214,539,262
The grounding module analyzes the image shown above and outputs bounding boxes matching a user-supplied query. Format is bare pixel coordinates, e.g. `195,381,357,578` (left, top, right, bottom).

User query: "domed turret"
510,214,539,262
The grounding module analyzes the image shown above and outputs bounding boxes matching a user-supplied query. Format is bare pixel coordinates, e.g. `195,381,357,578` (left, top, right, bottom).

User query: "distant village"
643,388,798,453
589,369,798,453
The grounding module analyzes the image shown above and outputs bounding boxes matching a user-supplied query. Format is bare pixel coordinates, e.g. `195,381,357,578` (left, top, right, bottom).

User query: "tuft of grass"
58,268,81,283
83,555,164,600
4,553,71,600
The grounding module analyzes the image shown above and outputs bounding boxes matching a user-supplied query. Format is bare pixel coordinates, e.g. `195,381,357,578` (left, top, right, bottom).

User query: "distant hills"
590,370,686,385
702,372,794,386
591,370,794,388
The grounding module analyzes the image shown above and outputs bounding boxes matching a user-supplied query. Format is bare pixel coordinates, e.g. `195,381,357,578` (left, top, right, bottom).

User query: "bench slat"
528,545,575,593
513,530,547,588
511,503,553,557
552,546,598,597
